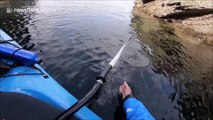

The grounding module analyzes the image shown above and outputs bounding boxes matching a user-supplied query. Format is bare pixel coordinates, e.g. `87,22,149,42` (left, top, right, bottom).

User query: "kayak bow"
0,29,101,120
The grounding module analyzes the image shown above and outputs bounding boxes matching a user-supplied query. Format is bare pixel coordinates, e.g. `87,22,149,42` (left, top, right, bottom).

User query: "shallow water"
0,0,212,120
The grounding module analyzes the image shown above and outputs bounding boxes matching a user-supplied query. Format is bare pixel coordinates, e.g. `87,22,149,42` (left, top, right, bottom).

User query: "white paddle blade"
109,34,135,67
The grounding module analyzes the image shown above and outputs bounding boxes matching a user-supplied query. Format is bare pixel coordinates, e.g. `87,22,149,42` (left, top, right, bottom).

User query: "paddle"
57,34,135,120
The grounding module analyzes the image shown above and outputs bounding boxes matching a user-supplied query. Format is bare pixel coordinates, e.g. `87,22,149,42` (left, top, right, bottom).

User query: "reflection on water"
1,0,134,120
0,0,37,50
1,0,213,120
131,16,213,119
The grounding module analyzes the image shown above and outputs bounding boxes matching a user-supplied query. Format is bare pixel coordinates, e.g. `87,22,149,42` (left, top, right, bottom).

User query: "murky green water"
0,0,212,120
131,15,213,119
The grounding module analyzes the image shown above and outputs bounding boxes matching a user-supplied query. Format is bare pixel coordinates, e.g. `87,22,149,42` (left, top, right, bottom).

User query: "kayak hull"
0,29,101,120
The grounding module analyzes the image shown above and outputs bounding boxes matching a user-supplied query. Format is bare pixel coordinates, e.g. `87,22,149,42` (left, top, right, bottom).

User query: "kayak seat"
0,92,63,120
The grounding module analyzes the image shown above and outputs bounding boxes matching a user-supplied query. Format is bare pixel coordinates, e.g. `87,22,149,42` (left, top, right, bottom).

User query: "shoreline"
133,0,213,45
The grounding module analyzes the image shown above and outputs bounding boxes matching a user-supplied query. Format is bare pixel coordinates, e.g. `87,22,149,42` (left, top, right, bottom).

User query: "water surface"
0,0,212,120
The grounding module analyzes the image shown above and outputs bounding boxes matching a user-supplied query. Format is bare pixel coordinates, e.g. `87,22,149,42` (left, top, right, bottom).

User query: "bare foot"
119,81,132,99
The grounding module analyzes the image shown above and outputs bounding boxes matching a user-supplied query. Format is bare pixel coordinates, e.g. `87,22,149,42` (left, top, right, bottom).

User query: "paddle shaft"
57,34,134,120
57,65,112,120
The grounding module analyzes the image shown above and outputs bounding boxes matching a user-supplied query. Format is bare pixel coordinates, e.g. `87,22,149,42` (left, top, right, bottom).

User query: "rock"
142,0,155,4
153,15,159,18
134,0,213,19
135,0,154,7
133,0,213,45
161,3,164,7
166,2,181,6
165,19,173,23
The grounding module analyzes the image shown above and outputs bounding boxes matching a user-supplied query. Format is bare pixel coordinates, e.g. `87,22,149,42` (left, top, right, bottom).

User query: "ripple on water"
4,1,210,120
121,40,150,67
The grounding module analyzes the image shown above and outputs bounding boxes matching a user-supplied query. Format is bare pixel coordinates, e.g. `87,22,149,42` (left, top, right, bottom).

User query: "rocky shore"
133,0,213,45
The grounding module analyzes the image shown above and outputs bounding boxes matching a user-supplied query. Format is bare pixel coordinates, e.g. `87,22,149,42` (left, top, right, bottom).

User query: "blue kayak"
0,29,101,120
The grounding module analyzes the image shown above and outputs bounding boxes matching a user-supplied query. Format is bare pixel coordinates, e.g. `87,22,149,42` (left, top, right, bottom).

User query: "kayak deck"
0,29,101,120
